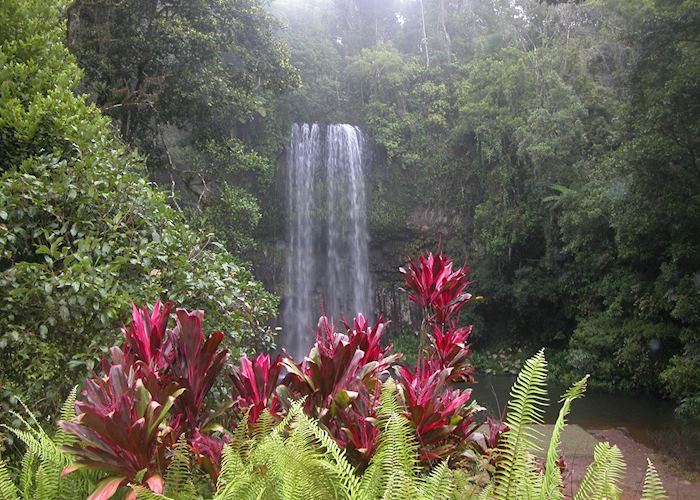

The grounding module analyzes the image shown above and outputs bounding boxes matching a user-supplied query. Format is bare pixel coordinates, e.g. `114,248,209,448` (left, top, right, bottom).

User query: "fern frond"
230,411,250,449
262,416,341,499
641,459,667,500
360,380,419,499
540,375,588,500
493,348,548,500
520,455,543,499
477,482,494,500
0,457,19,500
377,378,401,418
212,473,265,500
18,447,37,497
574,442,626,500
360,412,419,499
34,460,62,499
2,396,91,500
213,439,263,499
14,399,41,430
273,399,305,437
55,386,78,447
216,443,249,492
296,413,364,499
418,461,453,500
132,485,174,499
163,442,196,500
59,386,78,422
251,410,275,443
2,425,67,469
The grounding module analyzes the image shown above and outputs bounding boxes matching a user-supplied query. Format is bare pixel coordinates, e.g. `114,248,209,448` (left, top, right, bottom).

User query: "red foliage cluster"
276,314,399,466
400,251,472,326
60,302,229,499
60,250,495,499
397,250,482,461
229,353,284,423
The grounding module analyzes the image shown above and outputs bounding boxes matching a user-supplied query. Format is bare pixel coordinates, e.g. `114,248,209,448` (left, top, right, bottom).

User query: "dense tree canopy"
66,0,300,256
0,0,277,421
271,0,700,418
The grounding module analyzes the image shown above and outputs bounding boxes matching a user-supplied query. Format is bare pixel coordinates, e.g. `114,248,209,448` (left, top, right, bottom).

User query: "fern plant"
641,458,668,500
209,382,455,500
488,350,667,500
0,389,98,500
574,442,626,500
492,348,549,499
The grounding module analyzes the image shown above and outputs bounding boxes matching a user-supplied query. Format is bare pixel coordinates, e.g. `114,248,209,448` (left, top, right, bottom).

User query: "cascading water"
282,123,372,359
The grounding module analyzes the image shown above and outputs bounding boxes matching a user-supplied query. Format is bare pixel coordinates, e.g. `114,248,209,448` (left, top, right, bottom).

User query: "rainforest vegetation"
0,0,699,497
268,0,700,419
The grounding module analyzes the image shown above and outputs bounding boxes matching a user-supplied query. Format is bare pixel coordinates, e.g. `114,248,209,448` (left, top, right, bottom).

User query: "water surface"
471,374,700,470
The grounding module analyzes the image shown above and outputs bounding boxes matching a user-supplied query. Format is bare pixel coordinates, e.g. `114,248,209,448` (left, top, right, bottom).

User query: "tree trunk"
439,0,452,62
419,0,430,68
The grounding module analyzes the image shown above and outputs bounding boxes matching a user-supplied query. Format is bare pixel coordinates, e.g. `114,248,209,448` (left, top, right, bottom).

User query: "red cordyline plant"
395,249,483,461
330,387,381,467
395,361,479,461
399,250,474,373
61,300,229,497
119,302,229,467
471,406,509,469
167,309,228,432
430,322,475,383
166,309,229,475
229,353,284,423
279,314,400,423
121,301,173,372
400,251,472,326
60,364,184,500
224,250,481,466
59,248,487,498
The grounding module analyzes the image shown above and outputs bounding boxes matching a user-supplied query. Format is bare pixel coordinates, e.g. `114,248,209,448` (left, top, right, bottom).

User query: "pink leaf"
87,476,126,500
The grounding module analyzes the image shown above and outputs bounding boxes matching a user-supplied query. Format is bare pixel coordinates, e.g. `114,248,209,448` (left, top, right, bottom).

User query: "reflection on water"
470,374,700,470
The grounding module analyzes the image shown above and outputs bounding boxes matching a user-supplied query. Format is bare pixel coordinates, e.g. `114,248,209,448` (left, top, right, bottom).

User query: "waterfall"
282,123,372,359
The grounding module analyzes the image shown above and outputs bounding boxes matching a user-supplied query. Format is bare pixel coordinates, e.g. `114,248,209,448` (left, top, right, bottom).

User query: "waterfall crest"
282,123,372,359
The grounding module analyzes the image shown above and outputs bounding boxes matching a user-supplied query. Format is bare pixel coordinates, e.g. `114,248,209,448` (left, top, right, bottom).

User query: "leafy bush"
0,0,277,423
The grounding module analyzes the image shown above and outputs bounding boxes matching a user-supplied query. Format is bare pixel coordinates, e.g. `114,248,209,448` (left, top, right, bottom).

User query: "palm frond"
641,459,667,500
